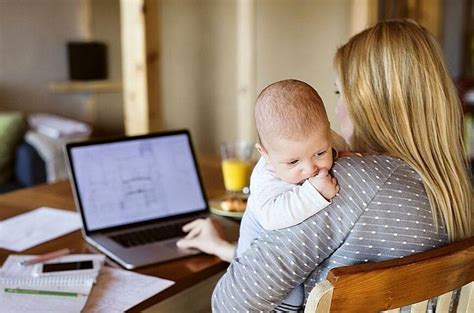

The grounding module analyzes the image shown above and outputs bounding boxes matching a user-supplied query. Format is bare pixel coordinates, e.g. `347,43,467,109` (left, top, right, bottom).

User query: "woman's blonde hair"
335,19,472,241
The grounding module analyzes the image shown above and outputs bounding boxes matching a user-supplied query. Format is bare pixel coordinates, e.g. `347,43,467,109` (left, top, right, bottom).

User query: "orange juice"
221,159,252,192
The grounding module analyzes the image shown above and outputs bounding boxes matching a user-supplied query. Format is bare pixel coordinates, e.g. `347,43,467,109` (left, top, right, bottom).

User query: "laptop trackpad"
165,240,200,254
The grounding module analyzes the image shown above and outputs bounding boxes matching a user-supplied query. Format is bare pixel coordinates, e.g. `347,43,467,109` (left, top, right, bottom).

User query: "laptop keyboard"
110,221,188,248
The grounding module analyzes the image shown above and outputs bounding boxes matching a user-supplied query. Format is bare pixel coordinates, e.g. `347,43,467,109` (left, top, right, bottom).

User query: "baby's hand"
308,168,340,201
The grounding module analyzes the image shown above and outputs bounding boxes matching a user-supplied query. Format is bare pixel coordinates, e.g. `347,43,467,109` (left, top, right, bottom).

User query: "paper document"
0,207,81,251
83,267,175,312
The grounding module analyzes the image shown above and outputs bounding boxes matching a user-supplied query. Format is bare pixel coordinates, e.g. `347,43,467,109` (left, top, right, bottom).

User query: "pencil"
20,248,72,266
4,287,84,297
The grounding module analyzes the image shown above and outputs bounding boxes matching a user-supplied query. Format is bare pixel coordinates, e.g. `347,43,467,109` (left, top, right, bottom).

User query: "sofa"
1,111,93,193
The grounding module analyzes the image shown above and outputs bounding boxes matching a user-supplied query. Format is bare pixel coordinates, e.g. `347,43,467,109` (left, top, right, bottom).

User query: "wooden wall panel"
120,0,161,136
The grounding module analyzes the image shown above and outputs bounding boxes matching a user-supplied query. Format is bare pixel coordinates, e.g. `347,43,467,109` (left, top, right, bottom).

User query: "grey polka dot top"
211,155,448,312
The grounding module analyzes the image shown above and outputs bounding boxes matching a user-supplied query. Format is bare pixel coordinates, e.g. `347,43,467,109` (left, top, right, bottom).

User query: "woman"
334,19,470,242
180,19,472,311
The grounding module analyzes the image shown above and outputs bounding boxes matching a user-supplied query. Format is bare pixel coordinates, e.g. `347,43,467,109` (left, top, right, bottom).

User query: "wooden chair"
305,236,474,313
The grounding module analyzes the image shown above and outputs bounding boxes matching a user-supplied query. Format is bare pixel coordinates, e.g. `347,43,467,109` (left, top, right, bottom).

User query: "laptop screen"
68,132,207,232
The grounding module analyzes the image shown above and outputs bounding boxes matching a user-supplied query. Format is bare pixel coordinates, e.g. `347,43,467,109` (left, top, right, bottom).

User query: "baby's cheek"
279,170,299,184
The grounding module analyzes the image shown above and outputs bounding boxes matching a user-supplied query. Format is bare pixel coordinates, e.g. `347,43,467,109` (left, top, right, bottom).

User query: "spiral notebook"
0,254,105,313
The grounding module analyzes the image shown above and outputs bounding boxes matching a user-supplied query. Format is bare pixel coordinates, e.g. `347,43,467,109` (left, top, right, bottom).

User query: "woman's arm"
212,202,357,311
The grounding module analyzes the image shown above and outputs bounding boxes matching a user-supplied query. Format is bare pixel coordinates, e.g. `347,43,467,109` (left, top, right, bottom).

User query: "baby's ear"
255,143,270,161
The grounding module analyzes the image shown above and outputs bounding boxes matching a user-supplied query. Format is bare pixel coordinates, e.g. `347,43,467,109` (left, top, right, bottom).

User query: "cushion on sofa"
0,112,26,184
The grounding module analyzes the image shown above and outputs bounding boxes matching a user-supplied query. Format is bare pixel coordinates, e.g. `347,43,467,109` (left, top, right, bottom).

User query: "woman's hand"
176,217,236,262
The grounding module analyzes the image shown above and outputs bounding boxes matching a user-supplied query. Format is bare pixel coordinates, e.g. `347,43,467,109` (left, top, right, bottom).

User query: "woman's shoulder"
335,154,407,174
333,154,421,190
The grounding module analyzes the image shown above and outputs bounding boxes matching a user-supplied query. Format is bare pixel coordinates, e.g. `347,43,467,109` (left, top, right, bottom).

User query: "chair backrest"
305,236,474,313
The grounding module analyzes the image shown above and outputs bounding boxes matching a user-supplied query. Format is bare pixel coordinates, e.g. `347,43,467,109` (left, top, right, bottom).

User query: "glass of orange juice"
220,141,253,196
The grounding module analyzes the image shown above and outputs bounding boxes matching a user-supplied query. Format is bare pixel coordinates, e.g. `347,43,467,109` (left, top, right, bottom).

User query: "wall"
1,0,351,152
441,0,466,79
160,0,238,153
0,0,84,116
160,0,351,153
0,0,124,136
91,0,124,135
256,0,350,134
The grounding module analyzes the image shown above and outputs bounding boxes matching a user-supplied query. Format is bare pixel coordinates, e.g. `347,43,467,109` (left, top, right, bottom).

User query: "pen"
4,287,85,297
20,248,72,266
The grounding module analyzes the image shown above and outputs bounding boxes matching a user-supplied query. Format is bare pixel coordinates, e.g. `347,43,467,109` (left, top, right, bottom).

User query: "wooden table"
0,155,237,312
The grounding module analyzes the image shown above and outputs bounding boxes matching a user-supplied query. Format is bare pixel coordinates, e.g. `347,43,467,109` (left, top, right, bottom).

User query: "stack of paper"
0,254,175,312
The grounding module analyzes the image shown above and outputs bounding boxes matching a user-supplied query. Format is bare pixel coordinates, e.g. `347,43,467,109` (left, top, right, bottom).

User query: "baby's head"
255,79,333,184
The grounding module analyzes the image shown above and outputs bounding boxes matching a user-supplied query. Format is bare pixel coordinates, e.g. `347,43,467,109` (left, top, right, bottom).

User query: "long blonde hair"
335,19,472,241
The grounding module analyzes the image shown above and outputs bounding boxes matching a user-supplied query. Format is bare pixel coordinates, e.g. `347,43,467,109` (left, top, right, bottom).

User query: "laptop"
65,130,209,269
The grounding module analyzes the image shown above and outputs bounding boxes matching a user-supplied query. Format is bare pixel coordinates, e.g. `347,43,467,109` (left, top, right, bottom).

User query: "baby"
235,79,348,310
177,79,348,309
247,79,348,231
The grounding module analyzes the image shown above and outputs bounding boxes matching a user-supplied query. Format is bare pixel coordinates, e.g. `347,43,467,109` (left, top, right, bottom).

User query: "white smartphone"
33,260,100,277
